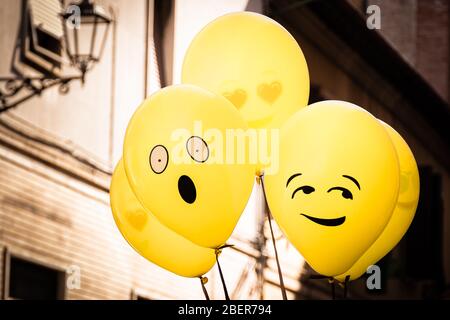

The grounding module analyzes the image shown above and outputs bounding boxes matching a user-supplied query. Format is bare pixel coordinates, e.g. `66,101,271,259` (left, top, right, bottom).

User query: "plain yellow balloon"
110,160,216,278
182,12,309,129
335,121,420,282
264,101,400,276
123,84,255,249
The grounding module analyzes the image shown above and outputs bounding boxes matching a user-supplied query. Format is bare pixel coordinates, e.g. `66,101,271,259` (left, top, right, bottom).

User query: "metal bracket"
0,75,82,113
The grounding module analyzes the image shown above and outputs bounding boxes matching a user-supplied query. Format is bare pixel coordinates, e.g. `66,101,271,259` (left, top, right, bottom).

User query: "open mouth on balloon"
300,213,346,226
178,175,197,204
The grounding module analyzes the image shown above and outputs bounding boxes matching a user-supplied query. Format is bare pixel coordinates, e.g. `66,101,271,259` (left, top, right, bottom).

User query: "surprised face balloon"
123,85,255,249
264,101,400,276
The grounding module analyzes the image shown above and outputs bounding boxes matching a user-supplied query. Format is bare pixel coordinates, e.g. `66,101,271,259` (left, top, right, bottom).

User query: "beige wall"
1,0,112,169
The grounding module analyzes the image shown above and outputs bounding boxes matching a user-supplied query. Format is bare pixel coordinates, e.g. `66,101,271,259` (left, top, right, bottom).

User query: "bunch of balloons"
110,12,420,296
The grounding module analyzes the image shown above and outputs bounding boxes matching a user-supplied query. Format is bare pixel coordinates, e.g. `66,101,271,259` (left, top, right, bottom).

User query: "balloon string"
199,277,210,300
215,249,230,300
260,175,288,300
343,275,350,299
329,278,336,300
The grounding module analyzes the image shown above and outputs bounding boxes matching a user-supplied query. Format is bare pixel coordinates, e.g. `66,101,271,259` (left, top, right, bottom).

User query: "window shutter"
29,0,64,39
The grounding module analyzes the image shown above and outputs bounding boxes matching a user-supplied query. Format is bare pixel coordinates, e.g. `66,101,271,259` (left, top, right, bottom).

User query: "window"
3,252,66,300
20,0,64,75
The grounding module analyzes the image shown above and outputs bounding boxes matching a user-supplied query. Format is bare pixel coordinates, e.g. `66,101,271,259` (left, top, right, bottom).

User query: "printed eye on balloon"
223,88,247,109
257,81,282,105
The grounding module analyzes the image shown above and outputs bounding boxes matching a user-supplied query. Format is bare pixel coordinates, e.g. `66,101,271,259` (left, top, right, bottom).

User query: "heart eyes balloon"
182,12,309,130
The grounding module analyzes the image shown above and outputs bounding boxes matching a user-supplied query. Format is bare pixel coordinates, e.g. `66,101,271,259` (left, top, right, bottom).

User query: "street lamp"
63,0,112,81
0,0,113,113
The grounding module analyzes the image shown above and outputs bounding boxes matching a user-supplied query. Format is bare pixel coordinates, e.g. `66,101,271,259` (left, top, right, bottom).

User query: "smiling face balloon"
182,12,309,129
110,160,216,278
123,85,255,249
264,101,400,276
335,121,420,282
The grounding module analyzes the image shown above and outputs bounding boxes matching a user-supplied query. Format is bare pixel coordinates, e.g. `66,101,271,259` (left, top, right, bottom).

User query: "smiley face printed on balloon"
123,85,255,249
182,12,309,129
110,160,216,278
287,173,360,228
264,101,400,277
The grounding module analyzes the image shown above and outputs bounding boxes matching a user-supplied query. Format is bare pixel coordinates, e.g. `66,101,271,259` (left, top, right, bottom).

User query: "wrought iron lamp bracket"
0,75,82,113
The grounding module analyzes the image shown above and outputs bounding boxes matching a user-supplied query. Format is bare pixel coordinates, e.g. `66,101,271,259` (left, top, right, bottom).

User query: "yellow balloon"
335,121,420,282
123,85,255,248
182,12,309,129
110,160,216,278
264,101,400,276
